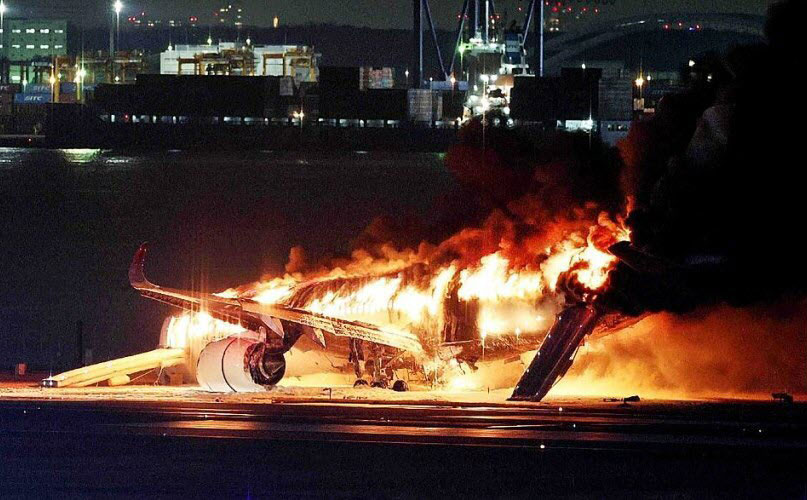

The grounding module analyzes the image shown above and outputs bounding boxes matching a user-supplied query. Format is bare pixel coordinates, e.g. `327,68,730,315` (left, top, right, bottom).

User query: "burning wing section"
44,243,423,391
130,243,423,355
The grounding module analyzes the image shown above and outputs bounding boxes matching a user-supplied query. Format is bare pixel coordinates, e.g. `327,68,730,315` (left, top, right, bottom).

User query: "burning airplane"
43,207,632,400
42,0,807,399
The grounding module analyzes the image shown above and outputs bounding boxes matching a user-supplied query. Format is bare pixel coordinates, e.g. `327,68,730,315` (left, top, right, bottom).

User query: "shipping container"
15,93,52,104
439,91,466,119
25,84,53,94
0,84,22,94
511,72,601,122
60,82,78,95
59,93,78,104
319,67,361,92
279,77,295,97
360,67,395,90
408,89,442,122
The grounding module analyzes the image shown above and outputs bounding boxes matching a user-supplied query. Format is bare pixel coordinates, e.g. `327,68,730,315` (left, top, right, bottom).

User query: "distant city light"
581,63,586,70
688,59,696,67
273,15,279,29
635,76,645,88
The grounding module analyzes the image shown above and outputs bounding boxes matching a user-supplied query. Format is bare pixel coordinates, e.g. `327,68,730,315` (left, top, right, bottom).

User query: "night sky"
9,0,778,29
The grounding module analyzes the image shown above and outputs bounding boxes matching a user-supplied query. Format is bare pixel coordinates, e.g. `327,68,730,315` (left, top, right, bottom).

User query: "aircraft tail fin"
129,242,155,290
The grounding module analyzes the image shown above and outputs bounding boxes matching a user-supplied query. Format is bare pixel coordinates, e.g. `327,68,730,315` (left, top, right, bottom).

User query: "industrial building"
0,19,67,85
160,43,318,83
1,19,67,62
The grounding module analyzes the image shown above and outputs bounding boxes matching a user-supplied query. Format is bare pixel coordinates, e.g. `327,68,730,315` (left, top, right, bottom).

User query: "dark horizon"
3,0,777,30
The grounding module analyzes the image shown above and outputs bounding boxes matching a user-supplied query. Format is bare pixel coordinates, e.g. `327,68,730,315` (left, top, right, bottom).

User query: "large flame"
164,212,629,365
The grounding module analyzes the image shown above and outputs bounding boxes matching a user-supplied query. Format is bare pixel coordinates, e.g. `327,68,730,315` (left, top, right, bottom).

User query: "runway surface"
2,386,807,496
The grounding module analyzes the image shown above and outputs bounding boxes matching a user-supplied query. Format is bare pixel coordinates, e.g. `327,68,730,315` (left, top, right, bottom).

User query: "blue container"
25,84,53,94
60,82,78,94
14,93,52,104
429,80,468,92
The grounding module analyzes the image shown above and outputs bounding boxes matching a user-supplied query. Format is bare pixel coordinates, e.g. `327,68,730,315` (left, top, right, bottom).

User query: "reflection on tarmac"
2,390,807,497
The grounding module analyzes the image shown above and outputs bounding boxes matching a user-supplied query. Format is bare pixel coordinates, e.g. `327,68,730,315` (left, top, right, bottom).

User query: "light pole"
635,74,645,98
112,1,122,83
114,1,123,53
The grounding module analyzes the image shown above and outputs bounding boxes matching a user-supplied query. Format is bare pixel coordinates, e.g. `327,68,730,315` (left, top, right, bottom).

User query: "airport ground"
2,375,806,497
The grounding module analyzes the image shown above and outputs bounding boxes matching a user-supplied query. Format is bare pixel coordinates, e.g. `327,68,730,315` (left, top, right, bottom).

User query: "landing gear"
349,338,365,379
351,344,410,392
392,380,409,392
370,379,388,389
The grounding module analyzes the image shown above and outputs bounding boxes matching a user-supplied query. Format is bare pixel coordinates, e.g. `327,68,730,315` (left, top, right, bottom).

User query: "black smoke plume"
599,0,807,315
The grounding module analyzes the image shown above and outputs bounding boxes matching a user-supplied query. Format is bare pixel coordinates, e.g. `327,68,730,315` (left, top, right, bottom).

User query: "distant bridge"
544,12,766,69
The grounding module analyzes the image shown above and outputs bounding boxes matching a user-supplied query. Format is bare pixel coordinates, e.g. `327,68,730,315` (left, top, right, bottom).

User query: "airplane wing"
129,243,423,353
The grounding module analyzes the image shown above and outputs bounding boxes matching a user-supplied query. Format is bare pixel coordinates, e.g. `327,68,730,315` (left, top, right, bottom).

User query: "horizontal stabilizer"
42,348,186,388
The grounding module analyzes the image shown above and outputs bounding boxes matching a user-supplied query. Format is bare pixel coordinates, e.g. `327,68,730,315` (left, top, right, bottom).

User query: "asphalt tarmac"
1,395,806,497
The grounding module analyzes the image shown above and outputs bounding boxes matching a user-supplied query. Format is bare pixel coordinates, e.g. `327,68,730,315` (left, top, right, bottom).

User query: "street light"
293,109,304,135
113,1,123,53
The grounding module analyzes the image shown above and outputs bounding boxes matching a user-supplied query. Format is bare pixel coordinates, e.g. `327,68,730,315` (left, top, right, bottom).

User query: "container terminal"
0,1,761,150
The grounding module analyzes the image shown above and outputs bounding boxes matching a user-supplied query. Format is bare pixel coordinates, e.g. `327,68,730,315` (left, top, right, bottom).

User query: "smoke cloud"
601,0,807,315
557,300,807,399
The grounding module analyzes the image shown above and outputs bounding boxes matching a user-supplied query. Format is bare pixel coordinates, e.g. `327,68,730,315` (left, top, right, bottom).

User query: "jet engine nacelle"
196,335,286,392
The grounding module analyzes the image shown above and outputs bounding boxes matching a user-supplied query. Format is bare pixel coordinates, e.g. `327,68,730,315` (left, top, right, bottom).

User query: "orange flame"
165,212,628,357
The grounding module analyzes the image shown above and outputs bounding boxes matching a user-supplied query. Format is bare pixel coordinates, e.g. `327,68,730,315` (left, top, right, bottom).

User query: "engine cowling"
196,335,286,392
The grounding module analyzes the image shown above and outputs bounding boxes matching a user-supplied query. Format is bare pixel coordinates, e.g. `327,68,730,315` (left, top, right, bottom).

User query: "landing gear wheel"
370,379,388,389
392,380,409,392
353,379,370,388
260,352,286,386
